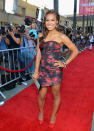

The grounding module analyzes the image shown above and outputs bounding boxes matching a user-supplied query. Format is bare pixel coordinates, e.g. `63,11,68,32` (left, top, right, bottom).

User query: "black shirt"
7,33,21,49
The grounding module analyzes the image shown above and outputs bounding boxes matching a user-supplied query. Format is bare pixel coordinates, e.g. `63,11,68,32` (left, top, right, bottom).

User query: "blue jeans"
18,50,36,77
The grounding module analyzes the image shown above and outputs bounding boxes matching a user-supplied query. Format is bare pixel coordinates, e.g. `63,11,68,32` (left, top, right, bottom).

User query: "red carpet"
0,48,94,131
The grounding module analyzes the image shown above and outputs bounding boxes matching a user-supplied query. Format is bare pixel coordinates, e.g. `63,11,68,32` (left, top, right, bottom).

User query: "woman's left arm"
61,34,79,66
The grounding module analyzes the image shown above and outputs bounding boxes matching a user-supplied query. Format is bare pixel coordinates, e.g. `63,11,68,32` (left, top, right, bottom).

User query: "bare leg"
50,84,61,124
38,87,47,121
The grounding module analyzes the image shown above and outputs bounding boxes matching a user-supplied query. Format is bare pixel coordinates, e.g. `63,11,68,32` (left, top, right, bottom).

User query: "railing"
0,47,36,99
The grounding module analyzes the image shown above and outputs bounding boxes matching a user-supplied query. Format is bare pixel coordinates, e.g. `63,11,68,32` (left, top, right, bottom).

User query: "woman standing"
29,22,38,45
32,10,79,127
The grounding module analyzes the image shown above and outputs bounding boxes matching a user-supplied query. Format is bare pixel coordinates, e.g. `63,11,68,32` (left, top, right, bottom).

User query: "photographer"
0,28,9,85
6,25,20,49
0,27,9,50
18,25,36,81
5,25,21,81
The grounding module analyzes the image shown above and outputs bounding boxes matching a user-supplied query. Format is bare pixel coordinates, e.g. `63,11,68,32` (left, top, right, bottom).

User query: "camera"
0,27,6,36
6,24,13,32
7,25,13,32
29,32,35,37
19,25,25,33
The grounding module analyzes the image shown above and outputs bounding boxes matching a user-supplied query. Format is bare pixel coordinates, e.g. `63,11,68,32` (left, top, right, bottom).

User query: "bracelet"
62,61,67,68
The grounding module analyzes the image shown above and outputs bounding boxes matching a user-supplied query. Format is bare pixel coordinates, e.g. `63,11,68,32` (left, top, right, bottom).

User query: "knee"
52,90,60,99
39,94,46,101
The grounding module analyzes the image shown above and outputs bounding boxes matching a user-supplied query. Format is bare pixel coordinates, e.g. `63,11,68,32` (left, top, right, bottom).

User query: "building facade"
0,0,38,25
0,0,71,32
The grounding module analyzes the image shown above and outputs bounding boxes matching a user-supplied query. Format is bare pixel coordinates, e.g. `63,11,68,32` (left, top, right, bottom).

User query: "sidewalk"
0,78,34,103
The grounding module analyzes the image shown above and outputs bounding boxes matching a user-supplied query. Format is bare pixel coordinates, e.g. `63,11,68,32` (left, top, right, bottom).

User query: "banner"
13,0,18,11
79,0,94,15
5,0,14,14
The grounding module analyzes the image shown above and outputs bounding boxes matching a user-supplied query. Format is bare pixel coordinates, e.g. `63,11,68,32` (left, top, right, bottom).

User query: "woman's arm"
34,38,41,74
24,32,31,40
19,35,23,46
61,34,79,65
32,34,42,80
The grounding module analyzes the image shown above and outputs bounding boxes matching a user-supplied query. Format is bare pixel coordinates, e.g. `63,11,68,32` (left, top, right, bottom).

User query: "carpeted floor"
0,48,94,131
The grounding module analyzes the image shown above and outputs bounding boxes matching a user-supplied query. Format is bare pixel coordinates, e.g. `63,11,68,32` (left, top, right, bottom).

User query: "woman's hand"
32,72,39,82
54,60,66,68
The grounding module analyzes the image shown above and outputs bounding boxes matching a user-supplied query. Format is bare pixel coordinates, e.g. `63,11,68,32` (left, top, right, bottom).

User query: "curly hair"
40,10,60,42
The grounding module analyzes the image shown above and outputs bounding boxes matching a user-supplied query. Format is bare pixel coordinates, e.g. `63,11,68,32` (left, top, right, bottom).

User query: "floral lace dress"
38,41,63,87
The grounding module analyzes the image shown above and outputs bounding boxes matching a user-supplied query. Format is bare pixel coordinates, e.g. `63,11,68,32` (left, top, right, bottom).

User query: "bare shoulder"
59,32,68,39
59,33,71,43
54,32,69,44
58,32,76,49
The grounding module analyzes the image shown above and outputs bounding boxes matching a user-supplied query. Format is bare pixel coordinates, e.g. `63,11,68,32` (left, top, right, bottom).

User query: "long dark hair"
40,10,60,42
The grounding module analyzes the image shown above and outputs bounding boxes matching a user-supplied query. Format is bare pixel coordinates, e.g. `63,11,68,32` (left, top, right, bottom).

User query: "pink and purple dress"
38,41,63,88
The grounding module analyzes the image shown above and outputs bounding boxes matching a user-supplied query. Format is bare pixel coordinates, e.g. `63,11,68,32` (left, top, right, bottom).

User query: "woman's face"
32,23,36,29
45,14,58,31
25,28,29,34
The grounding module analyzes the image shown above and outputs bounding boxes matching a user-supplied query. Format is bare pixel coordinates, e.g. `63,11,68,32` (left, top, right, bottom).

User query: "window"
22,7,26,16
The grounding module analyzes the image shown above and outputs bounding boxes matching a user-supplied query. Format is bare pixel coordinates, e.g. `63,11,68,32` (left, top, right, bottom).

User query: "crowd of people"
68,33,94,51
0,22,38,84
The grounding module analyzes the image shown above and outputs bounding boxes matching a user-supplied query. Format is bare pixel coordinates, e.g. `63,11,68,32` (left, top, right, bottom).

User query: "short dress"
38,41,63,87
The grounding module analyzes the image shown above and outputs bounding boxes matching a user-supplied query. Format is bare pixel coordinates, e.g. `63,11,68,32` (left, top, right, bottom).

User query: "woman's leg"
38,87,48,121
50,84,61,123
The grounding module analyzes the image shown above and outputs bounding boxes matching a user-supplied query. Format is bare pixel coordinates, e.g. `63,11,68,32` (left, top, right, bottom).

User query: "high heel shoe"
38,112,44,125
39,120,43,125
49,116,56,128
49,122,55,128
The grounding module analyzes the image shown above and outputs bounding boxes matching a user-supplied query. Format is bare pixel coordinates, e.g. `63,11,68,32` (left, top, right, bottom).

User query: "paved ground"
0,78,33,102
91,113,94,131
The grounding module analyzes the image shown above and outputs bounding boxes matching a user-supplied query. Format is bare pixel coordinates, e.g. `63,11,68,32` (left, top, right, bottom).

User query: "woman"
29,22,38,45
32,10,79,127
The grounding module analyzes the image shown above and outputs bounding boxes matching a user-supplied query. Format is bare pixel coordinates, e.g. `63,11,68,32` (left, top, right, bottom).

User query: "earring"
56,23,59,29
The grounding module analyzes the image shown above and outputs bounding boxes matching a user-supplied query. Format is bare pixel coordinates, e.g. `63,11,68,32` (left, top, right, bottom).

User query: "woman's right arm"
34,39,41,73
32,37,41,80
